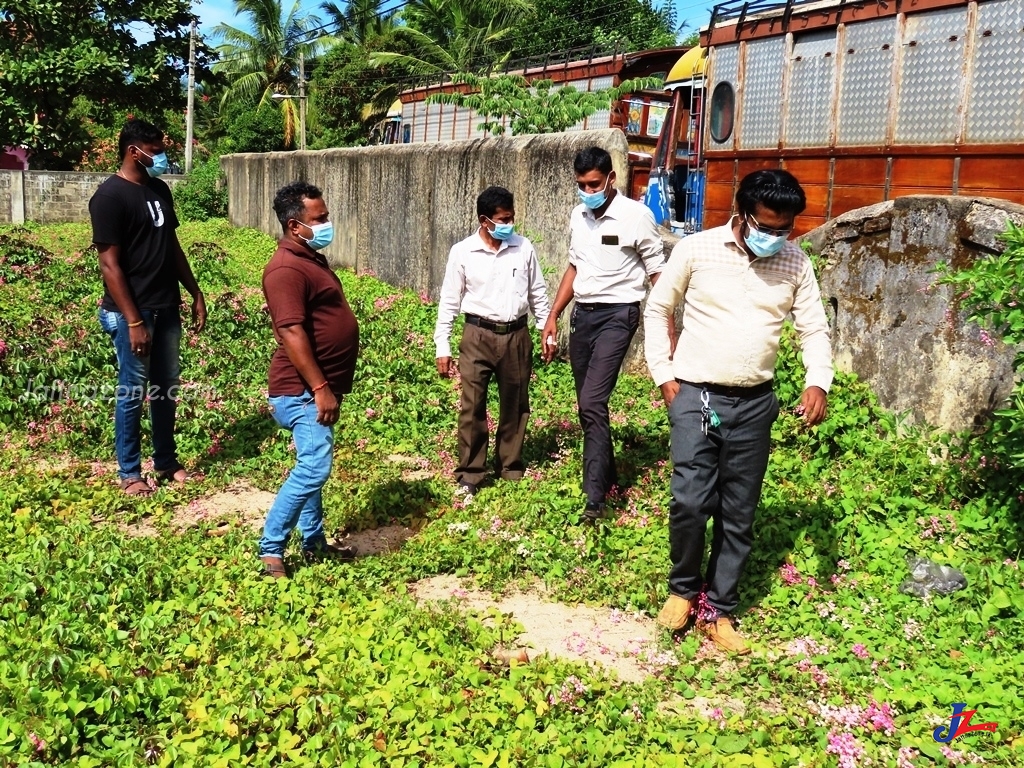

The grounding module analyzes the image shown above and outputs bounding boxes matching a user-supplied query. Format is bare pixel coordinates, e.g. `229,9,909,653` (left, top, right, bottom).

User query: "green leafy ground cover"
0,220,1021,767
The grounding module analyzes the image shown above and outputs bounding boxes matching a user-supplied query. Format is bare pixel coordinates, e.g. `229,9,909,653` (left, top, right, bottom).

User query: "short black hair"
573,146,613,176
477,186,514,218
118,119,164,161
735,170,806,217
273,181,323,229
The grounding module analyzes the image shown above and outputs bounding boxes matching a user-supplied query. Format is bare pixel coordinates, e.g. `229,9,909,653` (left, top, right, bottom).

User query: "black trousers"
568,302,640,504
666,382,779,614
456,324,532,487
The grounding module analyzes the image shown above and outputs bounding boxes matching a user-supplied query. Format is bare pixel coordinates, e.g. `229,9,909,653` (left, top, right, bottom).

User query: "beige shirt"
644,220,834,392
434,231,551,358
569,193,666,303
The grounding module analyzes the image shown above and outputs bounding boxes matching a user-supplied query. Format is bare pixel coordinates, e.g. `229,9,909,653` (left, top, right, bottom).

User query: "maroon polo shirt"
263,238,360,396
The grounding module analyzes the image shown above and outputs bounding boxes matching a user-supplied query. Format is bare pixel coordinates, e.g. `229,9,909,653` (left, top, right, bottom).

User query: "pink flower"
779,563,802,586
28,732,46,753
851,643,870,659
826,730,864,768
365,408,376,418
897,747,918,768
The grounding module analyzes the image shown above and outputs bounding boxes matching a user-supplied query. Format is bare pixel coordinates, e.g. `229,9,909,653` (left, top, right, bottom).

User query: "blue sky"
193,0,719,40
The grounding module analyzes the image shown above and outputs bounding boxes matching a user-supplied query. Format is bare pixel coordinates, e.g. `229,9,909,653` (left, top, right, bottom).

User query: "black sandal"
155,464,191,484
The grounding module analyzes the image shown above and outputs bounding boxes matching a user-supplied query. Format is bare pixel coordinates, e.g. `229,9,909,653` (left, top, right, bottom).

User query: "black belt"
464,314,528,334
677,379,774,398
575,301,641,311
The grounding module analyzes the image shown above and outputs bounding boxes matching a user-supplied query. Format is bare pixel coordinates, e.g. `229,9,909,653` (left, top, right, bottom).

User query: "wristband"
311,381,329,393
128,320,144,328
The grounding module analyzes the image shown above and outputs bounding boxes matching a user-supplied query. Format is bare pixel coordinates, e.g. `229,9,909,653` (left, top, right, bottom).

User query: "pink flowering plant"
0,221,1021,765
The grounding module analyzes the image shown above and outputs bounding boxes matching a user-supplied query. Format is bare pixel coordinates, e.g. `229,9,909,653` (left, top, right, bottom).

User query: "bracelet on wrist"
128,320,144,328
311,381,329,393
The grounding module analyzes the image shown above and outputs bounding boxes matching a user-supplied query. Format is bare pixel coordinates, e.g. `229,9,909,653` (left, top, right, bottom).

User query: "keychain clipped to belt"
700,388,721,436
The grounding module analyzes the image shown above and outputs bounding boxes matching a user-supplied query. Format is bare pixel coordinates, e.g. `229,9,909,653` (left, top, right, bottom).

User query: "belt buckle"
494,322,509,333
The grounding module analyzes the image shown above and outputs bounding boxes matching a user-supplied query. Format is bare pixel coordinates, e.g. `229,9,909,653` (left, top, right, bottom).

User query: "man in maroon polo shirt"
258,181,360,578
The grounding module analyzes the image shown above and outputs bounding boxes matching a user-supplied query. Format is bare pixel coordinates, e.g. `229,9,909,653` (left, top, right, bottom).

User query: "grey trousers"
666,381,780,614
456,323,532,487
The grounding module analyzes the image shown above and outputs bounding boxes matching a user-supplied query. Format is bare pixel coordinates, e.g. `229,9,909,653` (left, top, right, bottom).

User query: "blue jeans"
99,307,182,480
259,393,334,557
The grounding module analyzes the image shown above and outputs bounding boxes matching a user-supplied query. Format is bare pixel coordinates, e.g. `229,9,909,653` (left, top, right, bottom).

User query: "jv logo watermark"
933,703,998,743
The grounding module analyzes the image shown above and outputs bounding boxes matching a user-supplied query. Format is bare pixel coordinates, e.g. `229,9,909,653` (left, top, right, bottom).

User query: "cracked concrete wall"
221,129,679,369
804,196,1024,432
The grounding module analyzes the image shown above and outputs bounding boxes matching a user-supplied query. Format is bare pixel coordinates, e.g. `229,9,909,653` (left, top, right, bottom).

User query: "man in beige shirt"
644,169,833,654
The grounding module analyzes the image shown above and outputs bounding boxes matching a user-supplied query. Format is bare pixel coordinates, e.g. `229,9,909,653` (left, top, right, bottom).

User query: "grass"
0,219,1021,767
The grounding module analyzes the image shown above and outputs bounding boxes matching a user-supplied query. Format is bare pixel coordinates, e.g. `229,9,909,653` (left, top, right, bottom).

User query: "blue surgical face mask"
134,147,168,178
486,218,515,241
577,176,612,210
299,221,334,250
744,215,790,258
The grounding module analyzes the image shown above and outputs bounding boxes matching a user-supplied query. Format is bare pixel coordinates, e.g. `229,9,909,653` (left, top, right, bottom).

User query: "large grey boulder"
803,196,1024,432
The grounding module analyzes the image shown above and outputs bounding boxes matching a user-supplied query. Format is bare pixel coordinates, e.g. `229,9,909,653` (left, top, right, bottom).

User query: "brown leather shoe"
699,617,751,655
656,594,694,631
261,556,288,579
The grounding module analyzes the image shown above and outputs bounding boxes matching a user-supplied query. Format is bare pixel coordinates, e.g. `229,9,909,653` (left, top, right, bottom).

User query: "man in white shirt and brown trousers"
644,169,834,654
435,186,552,501
542,146,666,521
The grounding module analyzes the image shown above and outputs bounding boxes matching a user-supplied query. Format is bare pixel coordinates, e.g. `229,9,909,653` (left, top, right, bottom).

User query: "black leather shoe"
581,502,606,522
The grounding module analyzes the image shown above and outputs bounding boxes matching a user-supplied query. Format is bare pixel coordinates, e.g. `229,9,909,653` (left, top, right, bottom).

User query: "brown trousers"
456,323,532,486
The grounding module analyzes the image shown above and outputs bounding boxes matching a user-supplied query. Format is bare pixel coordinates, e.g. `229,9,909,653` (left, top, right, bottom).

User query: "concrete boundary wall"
0,171,184,225
220,130,633,297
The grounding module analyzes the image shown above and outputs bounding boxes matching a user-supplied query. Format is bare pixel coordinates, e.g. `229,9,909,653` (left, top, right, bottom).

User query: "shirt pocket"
745,269,797,318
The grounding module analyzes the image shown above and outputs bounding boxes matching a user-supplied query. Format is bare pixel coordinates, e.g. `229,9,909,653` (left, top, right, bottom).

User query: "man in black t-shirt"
90,119,207,496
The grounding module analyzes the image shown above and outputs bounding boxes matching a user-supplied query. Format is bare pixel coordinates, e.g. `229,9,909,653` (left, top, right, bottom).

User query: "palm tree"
369,0,534,77
320,0,397,47
212,0,329,147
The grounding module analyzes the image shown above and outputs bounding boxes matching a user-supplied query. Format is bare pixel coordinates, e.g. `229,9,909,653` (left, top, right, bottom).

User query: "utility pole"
184,19,196,173
298,51,306,151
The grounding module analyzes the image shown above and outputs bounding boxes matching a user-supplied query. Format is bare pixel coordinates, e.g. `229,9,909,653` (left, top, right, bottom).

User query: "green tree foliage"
369,0,534,76
172,157,228,221
212,0,329,148
937,223,1024,477
320,0,397,46
309,44,395,147
0,0,213,168
427,73,661,135
504,0,679,58
217,98,287,154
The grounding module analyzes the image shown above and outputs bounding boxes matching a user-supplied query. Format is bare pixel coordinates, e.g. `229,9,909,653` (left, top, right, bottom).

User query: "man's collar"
471,230,520,253
582,190,624,221
277,236,326,263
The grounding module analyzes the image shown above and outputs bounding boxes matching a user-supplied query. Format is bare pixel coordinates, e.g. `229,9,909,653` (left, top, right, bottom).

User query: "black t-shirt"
89,175,181,311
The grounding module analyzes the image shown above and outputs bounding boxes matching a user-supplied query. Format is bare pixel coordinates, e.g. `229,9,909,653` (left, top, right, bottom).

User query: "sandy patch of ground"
118,481,416,556
411,575,669,684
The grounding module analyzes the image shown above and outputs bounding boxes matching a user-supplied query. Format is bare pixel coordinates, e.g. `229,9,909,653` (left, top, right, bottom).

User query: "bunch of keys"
700,389,721,436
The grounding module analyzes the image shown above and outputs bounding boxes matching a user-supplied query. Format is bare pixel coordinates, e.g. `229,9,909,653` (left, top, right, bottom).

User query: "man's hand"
129,323,152,357
797,386,827,426
660,380,680,407
436,357,456,378
541,319,559,363
314,388,339,426
191,292,207,333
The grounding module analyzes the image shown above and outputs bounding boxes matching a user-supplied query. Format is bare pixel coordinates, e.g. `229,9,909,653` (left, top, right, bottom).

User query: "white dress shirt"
644,219,834,392
434,230,552,358
569,192,666,303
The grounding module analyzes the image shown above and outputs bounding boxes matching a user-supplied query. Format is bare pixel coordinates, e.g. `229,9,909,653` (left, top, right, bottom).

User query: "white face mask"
744,214,791,257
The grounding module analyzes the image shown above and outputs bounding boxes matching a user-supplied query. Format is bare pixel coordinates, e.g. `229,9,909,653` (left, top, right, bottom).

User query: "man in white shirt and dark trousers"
435,186,552,502
542,146,666,521
644,170,834,655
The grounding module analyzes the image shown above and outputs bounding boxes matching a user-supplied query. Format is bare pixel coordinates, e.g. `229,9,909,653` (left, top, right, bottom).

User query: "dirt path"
411,575,673,684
